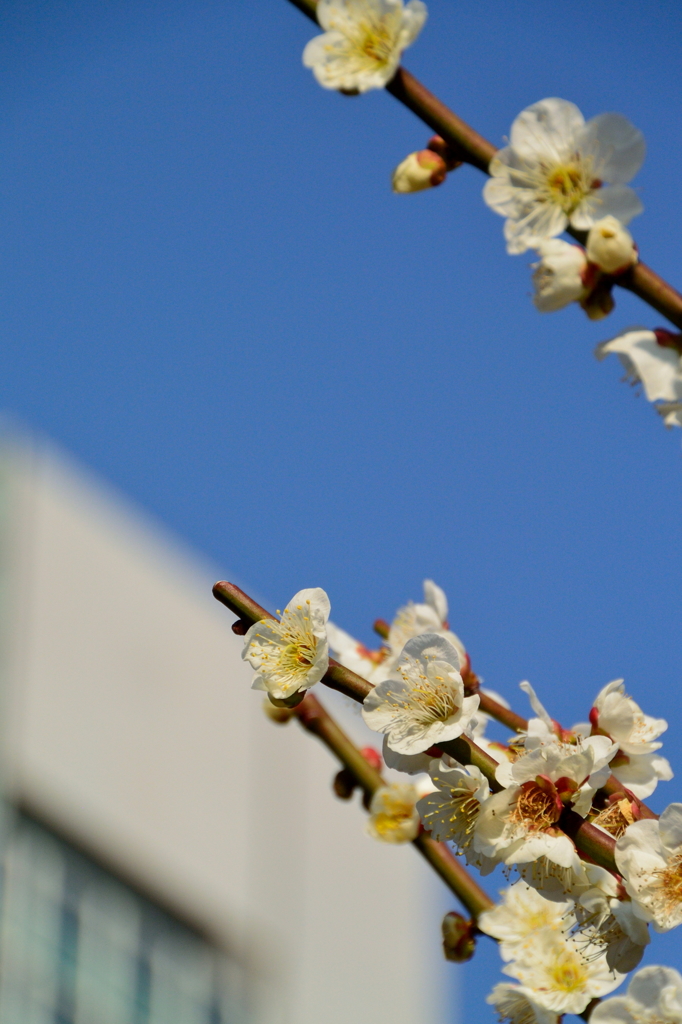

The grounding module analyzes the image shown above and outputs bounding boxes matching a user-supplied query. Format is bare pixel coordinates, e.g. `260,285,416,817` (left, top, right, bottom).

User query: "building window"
0,814,247,1024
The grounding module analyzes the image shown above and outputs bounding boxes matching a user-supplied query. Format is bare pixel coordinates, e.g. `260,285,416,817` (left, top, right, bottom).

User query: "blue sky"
1,0,681,1019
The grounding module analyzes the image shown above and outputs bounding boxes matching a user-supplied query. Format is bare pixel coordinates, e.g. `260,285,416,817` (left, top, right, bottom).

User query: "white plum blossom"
498,681,616,804
327,578,465,686
326,620,389,684
366,781,420,843
503,927,624,1015
531,239,588,313
591,678,668,751
590,965,682,1024
616,803,682,932
590,679,672,799
386,579,467,671
383,714,506,776
416,760,496,871
483,97,645,254
596,328,682,423
572,863,649,973
302,0,427,94
475,738,616,879
487,983,559,1024
478,881,575,961
243,588,330,700
586,216,638,274
362,634,479,754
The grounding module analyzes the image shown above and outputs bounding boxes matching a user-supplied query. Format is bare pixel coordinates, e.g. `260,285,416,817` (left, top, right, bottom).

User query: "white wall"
0,435,447,1024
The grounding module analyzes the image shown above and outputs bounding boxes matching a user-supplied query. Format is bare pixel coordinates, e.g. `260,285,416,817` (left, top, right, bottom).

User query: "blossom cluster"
298,0,682,432
243,579,681,1021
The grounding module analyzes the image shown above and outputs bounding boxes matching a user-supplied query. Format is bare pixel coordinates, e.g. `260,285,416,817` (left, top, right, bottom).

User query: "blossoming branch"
285,0,682,431
216,574,682,1021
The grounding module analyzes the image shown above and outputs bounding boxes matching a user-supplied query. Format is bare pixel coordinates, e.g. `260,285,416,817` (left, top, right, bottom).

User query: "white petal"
574,184,644,228
658,803,682,856
589,996,637,1024
519,681,554,729
577,113,646,184
629,965,682,1015
616,819,664,875
483,167,520,215
402,631,462,670
399,0,428,46
423,579,448,622
597,329,682,403
504,201,568,254
510,98,584,163
287,587,331,627
381,735,432,775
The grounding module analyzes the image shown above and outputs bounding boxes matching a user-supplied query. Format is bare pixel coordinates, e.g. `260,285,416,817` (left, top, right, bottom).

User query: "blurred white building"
0,434,448,1024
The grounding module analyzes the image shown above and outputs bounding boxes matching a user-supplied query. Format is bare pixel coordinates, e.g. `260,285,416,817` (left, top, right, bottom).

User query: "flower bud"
262,698,296,724
392,150,448,194
531,239,587,312
333,767,357,800
267,689,306,710
367,782,420,843
441,912,476,962
586,216,638,275
580,278,615,321
360,746,383,771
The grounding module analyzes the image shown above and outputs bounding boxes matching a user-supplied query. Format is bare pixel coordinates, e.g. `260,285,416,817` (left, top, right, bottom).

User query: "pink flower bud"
586,216,638,275
361,746,383,771
392,150,448,193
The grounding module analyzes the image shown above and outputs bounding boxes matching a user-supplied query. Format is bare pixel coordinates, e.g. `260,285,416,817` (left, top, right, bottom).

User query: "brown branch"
477,691,528,734
212,581,617,872
283,0,682,330
294,691,494,918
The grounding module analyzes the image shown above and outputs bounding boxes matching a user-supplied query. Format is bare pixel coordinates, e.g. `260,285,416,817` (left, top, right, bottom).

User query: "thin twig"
283,0,682,329
294,691,494,918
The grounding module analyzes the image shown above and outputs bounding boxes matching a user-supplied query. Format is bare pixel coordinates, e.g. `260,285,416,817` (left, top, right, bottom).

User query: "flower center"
282,642,313,668
519,857,575,893
427,788,480,847
549,950,587,993
390,664,460,726
358,23,394,64
591,798,637,838
543,160,596,215
629,710,656,743
373,801,415,837
510,780,562,832
653,852,682,915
